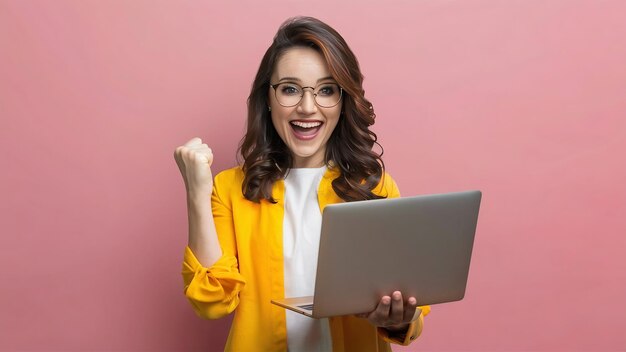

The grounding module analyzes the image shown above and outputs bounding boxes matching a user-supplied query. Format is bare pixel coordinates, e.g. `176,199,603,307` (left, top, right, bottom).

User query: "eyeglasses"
270,82,343,108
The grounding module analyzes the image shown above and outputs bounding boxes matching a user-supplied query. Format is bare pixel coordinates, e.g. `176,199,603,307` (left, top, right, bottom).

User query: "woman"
174,16,430,351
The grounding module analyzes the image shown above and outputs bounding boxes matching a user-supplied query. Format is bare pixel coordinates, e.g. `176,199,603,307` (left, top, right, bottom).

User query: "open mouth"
290,120,323,140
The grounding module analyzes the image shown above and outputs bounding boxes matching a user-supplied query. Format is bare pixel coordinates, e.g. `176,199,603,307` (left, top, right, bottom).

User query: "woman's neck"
292,153,326,168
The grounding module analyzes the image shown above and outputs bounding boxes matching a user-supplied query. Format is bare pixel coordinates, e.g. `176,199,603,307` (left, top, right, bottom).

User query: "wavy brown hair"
238,16,385,203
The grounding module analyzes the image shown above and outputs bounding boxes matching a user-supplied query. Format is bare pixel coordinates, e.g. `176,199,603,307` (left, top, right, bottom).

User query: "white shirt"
283,166,332,352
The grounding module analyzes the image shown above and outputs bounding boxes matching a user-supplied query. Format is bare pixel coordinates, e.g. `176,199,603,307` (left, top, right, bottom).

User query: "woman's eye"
281,85,300,95
318,85,336,96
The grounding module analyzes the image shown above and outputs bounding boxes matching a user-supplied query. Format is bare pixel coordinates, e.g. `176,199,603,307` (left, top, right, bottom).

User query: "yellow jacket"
182,166,430,351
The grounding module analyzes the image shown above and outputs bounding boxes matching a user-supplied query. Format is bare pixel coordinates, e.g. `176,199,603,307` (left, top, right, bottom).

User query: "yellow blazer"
182,166,431,351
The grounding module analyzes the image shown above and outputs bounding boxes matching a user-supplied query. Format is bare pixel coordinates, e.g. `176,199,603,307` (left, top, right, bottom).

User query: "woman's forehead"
272,47,332,83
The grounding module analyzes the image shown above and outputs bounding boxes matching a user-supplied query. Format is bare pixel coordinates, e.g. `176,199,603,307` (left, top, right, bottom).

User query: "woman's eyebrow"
278,76,335,83
317,76,336,83
277,76,301,82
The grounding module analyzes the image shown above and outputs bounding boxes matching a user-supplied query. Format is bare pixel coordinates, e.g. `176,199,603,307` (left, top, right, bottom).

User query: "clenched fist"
174,137,214,194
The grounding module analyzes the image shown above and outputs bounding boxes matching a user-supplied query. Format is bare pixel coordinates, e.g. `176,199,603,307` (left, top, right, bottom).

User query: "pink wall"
1,1,624,350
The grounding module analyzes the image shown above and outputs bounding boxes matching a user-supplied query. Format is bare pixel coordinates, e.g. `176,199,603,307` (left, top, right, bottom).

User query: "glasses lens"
275,83,302,107
315,84,341,107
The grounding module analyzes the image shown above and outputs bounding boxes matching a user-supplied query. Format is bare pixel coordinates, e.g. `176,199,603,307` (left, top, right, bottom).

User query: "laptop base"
271,296,315,318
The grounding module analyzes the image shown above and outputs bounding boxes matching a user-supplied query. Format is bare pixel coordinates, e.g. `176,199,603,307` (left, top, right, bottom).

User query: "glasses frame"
269,82,343,108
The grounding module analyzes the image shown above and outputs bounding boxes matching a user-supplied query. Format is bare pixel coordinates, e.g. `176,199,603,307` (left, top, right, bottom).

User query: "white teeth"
291,121,322,128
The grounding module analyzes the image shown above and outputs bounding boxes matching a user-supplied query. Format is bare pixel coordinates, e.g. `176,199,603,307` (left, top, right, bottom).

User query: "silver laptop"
271,190,482,318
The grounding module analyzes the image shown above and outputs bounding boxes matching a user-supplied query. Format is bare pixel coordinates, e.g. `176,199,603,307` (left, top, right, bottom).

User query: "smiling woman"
240,17,387,203
174,16,430,351
268,46,342,168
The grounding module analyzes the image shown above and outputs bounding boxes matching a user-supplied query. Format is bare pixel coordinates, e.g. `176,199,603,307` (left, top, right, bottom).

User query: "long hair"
238,16,385,203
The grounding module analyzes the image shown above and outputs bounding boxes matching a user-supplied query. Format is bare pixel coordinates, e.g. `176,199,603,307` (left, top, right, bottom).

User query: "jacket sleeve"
181,170,246,319
375,172,432,345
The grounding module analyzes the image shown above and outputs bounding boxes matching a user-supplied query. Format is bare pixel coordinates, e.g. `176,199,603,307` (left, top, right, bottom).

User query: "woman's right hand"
174,137,214,194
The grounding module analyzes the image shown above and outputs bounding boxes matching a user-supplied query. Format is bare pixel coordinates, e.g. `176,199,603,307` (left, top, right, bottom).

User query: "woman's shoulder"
324,166,401,199
213,165,245,193
373,171,401,198
215,165,244,179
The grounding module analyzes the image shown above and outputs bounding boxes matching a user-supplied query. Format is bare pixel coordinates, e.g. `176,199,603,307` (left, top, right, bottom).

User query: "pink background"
1,1,625,351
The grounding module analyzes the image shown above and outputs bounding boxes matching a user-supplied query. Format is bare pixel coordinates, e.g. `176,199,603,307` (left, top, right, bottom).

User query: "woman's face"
268,46,342,168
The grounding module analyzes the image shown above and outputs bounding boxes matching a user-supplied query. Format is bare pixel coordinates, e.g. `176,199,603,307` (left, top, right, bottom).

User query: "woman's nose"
297,90,318,114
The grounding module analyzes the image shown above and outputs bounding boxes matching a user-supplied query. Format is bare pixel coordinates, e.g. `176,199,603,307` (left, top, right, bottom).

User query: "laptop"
270,190,482,318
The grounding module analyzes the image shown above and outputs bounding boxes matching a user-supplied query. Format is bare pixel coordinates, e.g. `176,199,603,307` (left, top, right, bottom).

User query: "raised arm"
174,137,222,266
175,138,245,319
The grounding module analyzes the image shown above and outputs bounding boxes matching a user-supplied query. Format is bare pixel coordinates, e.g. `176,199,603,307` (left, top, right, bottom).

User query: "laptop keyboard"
298,304,314,310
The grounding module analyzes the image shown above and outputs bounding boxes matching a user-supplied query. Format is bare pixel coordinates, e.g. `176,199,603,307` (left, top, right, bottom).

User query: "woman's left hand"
355,291,421,332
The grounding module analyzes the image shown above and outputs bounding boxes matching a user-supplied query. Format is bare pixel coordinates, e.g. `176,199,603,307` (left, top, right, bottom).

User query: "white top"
283,166,332,352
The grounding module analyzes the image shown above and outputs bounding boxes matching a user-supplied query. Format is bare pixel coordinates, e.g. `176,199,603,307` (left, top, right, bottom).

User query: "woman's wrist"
186,186,213,203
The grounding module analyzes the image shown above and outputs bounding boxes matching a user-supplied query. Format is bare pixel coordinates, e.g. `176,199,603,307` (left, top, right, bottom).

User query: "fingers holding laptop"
356,291,422,331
